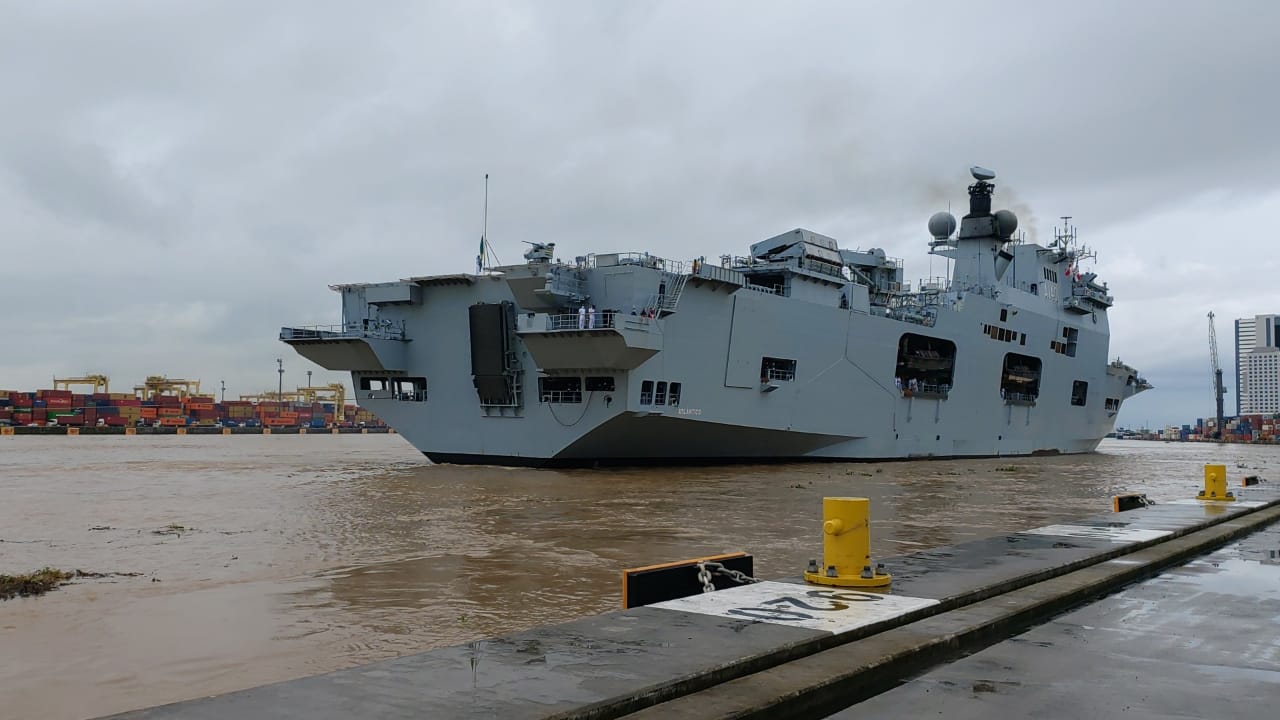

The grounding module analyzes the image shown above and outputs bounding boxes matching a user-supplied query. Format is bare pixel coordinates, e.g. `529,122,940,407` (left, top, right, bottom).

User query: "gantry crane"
299,383,347,423
53,374,110,394
1208,312,1225,440
240,384,347,422
135,375,203,401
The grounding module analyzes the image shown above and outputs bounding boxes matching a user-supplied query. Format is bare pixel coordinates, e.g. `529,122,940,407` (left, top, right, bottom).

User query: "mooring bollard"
1197,463,1235,501
803,497,891,588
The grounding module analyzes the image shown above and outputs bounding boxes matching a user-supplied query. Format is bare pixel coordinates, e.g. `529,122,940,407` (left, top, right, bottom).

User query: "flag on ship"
476,236,484,274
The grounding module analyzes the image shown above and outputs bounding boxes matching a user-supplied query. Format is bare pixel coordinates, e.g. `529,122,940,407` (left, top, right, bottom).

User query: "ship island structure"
281,168,1150,466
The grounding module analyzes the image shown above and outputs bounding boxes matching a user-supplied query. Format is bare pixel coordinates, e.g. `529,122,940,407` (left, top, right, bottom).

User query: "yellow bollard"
803,497,891,588
67,427,80,436
222,428,232,435
0,427,14,436
176,427,187,436
125,427,137,436
1197,464,1235,501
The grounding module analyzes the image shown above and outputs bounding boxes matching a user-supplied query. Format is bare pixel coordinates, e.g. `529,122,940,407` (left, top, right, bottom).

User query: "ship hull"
283,177,1148,467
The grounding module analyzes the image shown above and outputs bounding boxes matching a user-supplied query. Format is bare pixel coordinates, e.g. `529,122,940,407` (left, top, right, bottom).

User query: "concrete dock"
107,484,1280,719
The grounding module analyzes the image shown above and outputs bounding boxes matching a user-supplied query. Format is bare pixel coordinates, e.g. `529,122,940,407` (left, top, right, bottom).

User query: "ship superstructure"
281,168,1149,466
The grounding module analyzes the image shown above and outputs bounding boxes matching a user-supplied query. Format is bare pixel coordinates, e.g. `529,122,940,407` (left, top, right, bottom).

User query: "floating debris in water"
0,568,73,599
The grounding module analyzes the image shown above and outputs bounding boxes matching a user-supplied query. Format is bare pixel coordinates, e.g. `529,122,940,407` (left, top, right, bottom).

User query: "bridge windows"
640,379,682,406
896,333,956,399
395,377,427,402
1001,353,1042,405
538,377,582,404
585,376,615,392
1105,398,1120,412
654,381,668,405
358,376,425,401
761,357,797,383
1071,380,1088,407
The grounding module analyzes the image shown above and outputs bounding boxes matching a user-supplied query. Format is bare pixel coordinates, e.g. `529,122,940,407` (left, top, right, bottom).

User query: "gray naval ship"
282,167,1150,466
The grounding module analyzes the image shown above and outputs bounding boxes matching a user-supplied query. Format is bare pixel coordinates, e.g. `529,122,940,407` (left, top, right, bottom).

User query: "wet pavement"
836,522,1280,719
1,435,1277,719
101,476,1280,719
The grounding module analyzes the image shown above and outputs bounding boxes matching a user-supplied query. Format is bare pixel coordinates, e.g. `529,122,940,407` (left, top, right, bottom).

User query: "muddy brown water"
1,435,1275,720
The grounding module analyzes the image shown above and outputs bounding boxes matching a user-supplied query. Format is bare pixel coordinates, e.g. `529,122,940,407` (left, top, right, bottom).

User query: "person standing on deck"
588,305,596,329
578,304,586,329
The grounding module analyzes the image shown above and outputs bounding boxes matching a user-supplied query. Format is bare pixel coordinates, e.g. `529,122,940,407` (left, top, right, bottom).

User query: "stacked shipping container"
0,388,385,429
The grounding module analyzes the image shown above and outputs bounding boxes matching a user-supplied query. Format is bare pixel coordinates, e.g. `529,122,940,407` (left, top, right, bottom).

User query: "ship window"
1030,283,1038,295
1063,327,1079,357
1000,353,1042,404
1020,333,1026,346
394,377,427,402
1071,380,1088,406
896,333,956,399
640,380,654,405
585,376,615,392
669,382,682,407
761,357,797,382
538,377,582,404
1105,398,1120,411
654,381,668,405
1000,309,1008,322
359,377,388,391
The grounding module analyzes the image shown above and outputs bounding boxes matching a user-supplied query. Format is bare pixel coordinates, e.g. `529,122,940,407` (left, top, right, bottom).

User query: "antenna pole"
483,173,489,249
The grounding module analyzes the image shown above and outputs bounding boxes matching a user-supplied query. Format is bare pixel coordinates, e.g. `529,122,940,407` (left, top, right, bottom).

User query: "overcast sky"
2,1,1278,428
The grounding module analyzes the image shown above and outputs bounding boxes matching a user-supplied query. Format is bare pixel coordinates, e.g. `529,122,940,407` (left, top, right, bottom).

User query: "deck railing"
280,323,406,341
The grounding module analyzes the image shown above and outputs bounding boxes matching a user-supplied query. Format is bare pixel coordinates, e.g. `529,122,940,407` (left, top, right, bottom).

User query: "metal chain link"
696,561,761,593
696,562,715,593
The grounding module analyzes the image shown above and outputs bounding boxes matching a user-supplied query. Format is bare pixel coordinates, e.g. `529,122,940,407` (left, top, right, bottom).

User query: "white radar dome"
928,211,957,239
993,209,1018,238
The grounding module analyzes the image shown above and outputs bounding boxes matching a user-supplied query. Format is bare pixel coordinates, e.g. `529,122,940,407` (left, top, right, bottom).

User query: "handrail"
545,311,619,331
280,323,406,341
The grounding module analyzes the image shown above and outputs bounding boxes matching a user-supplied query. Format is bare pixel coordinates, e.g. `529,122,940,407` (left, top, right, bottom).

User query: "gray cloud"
1,0,1278,425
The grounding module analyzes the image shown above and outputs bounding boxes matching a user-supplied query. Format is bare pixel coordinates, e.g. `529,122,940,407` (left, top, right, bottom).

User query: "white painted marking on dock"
1165,498,1267,508
1020,524,1171,543
650,580,938,634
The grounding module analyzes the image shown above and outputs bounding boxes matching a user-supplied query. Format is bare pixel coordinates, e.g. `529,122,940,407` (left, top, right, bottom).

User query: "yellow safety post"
803,497,891,588
125,427,137,436
1197,464,1235,501
299,428,307,435
222,428,232,436
263,428,272,436
67,427,80,436
176,427,187,436
0,427,14,436
331,428,339,435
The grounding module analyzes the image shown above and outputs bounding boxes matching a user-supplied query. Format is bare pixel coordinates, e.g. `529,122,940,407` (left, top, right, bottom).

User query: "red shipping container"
0,410,11,421
47,398,73,409
15,412,33,424
33,408,47,420
112,398,142,407
13,395,33,408
104,416,129,427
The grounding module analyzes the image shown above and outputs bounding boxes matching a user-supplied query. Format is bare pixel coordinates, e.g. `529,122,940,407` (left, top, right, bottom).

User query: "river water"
1,435,1275,719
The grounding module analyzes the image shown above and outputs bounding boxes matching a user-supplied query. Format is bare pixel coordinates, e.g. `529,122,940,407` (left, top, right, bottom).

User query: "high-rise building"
1236,314,1280,415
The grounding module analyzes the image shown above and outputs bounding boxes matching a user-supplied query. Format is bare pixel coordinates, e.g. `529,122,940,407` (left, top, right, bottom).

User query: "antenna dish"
970,166,996,181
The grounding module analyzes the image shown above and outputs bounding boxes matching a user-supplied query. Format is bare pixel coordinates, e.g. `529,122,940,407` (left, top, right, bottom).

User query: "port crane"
53,374,110,394
240,384,347,422
1208,311,1225,440
134,376,203,401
